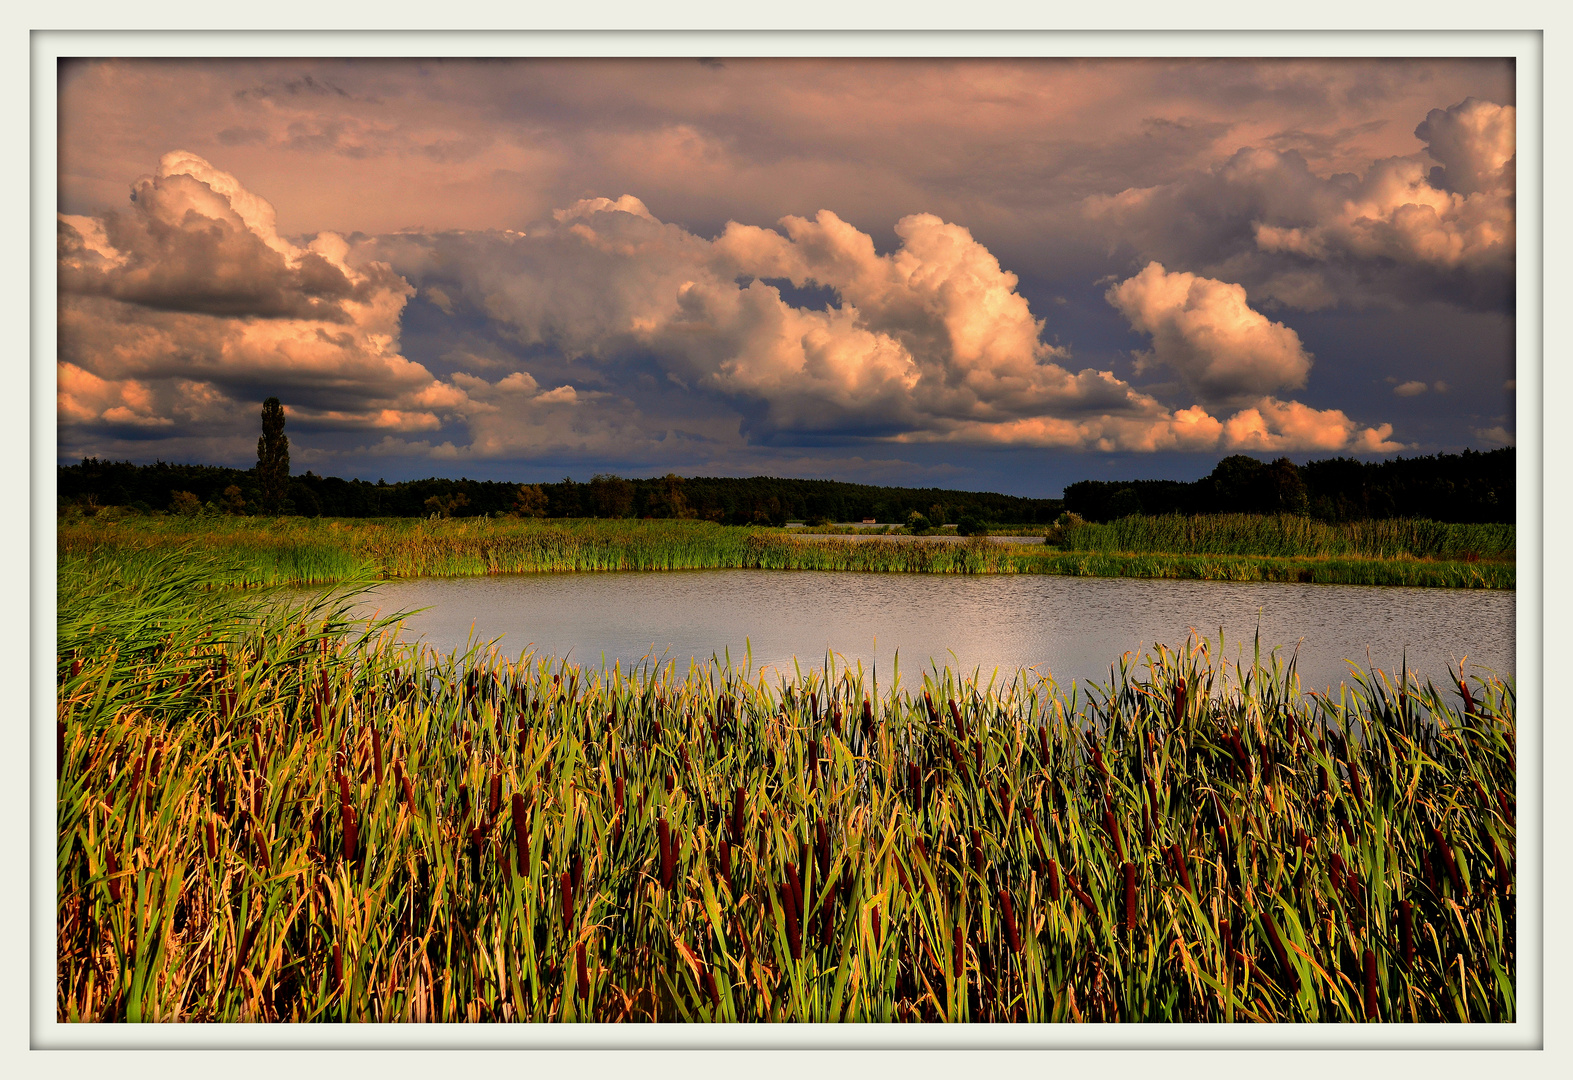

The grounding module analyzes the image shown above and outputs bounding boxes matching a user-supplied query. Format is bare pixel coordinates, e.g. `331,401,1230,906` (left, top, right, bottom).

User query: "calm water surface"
322,570,1514,693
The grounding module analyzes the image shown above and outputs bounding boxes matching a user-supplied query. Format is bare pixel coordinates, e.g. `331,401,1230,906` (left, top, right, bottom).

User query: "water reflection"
321,569,1514,694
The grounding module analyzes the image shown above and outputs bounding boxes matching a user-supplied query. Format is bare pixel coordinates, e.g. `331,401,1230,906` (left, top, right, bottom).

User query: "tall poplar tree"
256,397,290,514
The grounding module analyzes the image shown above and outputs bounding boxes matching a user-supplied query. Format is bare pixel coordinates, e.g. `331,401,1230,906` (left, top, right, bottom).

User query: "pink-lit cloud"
56,152,637,458
1105,262,1314,405
59,155,1405,460
368,196,1399,454
1087,96,1514,311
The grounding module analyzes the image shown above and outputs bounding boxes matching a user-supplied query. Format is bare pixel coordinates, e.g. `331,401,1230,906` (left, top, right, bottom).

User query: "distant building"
862,517,876,524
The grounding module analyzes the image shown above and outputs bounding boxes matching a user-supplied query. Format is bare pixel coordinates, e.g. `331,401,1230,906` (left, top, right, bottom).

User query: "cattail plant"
54,554,1515,1023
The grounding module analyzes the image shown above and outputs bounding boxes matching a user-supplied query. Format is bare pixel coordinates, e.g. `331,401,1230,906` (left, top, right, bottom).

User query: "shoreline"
59,516,1515,591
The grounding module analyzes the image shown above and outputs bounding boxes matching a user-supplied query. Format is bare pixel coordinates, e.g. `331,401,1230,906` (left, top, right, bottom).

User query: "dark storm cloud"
1086,97,1516,313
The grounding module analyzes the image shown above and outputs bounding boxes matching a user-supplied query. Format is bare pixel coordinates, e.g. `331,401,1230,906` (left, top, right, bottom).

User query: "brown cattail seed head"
576,941,589,1000
1363,949,1379,1019
658,817,674,891
785,861,803,917
1000,888,1021,954
511,792,529,874
560,871,575,934
1123,861,1137,931
779,881,802,960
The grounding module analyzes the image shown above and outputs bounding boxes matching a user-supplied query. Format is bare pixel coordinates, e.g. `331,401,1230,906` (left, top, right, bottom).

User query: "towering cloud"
1107,262,1398,453
1088,97,1515,311
1105,262,1313,406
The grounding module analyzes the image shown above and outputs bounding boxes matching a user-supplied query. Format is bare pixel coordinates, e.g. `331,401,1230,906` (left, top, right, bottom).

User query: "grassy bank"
58,554,1514,1022
1059,514,1514,562
58,515,1514,589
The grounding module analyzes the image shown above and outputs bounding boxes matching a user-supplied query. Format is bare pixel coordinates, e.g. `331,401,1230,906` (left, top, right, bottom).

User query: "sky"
55,56,1518,496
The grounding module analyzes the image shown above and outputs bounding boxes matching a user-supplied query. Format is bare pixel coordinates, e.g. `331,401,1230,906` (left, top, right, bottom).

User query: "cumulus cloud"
59,153,1407,461
1087,97,1514,311
58,152,409,322
1415,98,1516,197
1219,398,1400,453
370,201,1210,449
369,201,1151,445
1394,380,1428,396
1105,262,1313,405
56,151,651,461
1101,261,1399,452
369,199,1402,455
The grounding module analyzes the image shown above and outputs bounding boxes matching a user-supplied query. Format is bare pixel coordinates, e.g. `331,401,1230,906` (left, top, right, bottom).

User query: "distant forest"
56,463,1060,527
1063,449,1514,524
58,447,1514,525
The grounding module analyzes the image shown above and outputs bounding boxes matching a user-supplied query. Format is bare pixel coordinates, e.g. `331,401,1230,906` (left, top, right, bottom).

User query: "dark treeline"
1062,449,1514,523
58,446,1514,525
55,460,1062,526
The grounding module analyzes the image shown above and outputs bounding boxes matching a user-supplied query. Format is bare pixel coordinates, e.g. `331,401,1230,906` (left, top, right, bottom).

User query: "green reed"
1059,514,1514,561
57,555,1514,1022
59,516,1513,590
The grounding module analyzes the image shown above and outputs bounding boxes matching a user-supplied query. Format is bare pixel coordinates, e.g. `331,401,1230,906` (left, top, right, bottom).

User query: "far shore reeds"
58,513,1514,590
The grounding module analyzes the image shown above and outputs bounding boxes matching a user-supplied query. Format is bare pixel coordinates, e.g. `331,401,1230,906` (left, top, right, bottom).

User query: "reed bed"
59,516,1513,590
1059,515,1514,562
57,552,1515,1022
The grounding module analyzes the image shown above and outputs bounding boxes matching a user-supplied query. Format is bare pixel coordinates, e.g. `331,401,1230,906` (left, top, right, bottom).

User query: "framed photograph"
26,10,1560,1070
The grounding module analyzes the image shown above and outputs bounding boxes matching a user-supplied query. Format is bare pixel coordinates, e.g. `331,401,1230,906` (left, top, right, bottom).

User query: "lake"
319,569,1515,694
